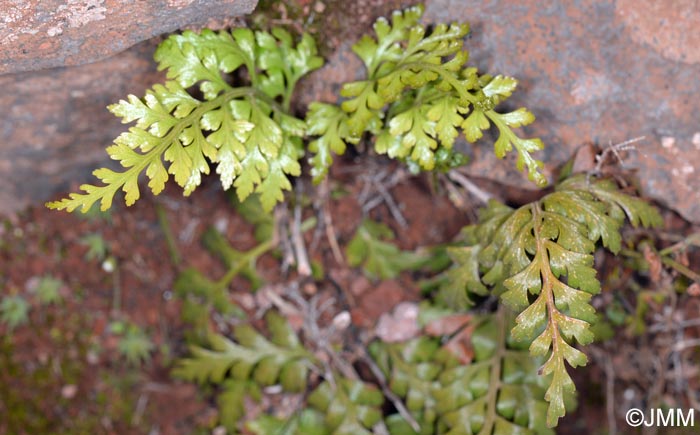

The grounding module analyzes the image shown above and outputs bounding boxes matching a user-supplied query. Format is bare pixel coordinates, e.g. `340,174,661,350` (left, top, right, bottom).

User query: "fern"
446,174,662,426
174,311,314,431
346,219,429,280
42,5,679,433
308,5,546,185
0,295,30,330
247,409,329,435
371,309,553,435
308,378,385,435
47,28,323,213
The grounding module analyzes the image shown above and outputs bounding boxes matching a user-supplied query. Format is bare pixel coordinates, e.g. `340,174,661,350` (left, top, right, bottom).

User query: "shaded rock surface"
1,0,699,223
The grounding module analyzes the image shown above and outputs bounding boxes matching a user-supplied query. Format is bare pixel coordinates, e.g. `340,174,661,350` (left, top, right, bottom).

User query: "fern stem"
531,201,564,368
406,62,479,104
155,202,181,266
478,306,507,435
213,217,316,290
215,237,275,290
661,257,700,283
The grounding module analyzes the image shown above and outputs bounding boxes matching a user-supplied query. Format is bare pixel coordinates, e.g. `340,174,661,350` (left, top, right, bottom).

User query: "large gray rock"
0,0,258,73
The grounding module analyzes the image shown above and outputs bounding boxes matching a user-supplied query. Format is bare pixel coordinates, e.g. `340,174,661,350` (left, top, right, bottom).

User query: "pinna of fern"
442,173,662,426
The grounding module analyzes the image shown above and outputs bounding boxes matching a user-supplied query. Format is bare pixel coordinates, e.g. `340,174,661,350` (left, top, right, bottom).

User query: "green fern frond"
371,337,448,434
247,409,329,435
174,311,313,388
452,174,661,426
307,5,546,185
47,28,323,213
308,378,385,435
174,311,315,432
346,219,429,280
371,310,554,435
438,246,489,309
306,103,356,183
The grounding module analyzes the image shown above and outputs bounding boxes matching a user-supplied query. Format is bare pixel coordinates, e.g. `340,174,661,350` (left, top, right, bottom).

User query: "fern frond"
174,311,313,390
308,5,546,185
48,28,323,213
346,219,429,280
306,103,356,183
438,246,489,309
172,311,318,432
371,310,553,435
452,174,661,426
307,378,385,434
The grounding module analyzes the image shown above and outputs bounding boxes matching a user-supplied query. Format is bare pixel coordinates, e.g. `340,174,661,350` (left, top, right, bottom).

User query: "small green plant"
0,295,30,330
347,219,429,280
32,276,64,306
45,3,686,432
80,233,109,262
110,321,155,365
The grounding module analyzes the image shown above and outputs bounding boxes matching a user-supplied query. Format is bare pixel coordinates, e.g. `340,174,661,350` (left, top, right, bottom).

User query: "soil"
0,156,473,434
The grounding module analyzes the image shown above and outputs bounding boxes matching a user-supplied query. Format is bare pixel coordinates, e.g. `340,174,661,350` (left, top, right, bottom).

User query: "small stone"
661,136,676,148
101,257,116,273
332,311,351,331
375,302,420,343
61,384,78,399
86,350,100,365
692,132,700,149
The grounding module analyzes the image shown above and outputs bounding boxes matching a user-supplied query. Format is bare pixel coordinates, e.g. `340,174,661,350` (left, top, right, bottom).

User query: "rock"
0,40,164,213
0,0,258,74
422,0,700,223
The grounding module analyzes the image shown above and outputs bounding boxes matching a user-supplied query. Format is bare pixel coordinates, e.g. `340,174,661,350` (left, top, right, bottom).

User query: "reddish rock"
422,0,700,222
0,40,165,213
0,0,258,74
